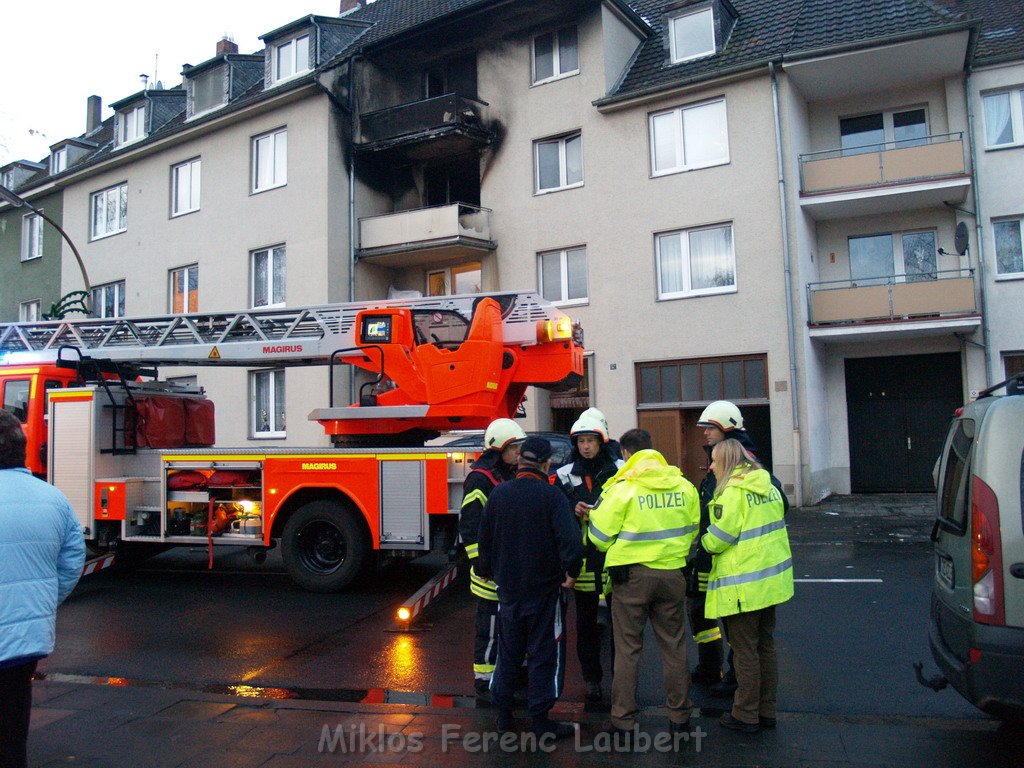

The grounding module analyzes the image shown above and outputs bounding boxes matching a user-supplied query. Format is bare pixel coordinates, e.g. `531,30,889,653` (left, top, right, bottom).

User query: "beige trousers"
724,605,778,724
609,564,693,728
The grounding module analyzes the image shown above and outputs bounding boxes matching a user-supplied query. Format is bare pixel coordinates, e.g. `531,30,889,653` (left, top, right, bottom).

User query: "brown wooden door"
681,409,709,486
638,410,682,467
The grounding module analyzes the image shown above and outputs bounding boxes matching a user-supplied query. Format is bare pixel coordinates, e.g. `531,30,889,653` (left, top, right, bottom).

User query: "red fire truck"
0,292,583,592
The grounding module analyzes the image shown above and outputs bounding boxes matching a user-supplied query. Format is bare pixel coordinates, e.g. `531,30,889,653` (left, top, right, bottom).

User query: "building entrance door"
845,353,961,492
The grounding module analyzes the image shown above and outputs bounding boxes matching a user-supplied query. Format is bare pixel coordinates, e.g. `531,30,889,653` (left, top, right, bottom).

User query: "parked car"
442,431,575,471
919,372,1024,721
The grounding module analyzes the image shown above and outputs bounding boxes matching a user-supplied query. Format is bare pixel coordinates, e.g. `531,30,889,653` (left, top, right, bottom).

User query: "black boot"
691,639,723,685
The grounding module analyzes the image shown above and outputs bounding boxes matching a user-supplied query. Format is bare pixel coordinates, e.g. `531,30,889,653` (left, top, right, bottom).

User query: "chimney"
340,0,364,13
86,95,102,134
216,37,238,56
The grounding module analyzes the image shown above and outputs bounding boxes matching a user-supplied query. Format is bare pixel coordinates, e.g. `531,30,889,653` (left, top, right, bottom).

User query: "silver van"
919,373,1024,720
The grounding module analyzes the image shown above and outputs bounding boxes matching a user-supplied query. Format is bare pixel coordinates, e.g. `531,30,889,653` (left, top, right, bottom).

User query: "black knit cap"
519,436,552,462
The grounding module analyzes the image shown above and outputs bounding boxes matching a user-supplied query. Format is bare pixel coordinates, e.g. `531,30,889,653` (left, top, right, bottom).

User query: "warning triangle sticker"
208,346,221,360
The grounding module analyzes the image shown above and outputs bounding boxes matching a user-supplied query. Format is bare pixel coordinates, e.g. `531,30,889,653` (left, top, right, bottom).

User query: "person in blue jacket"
477,436,583,740
0,409,84,768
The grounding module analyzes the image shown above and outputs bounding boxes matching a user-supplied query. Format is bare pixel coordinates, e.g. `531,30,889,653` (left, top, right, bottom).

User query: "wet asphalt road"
46,533,982,722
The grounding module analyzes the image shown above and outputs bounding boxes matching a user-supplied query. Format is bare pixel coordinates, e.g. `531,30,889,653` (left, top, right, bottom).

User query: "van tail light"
970,475,1005,626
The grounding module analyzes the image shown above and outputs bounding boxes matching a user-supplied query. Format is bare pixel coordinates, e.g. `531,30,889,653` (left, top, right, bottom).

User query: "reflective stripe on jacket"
587,449,699,570
459,460,510,601
555,454,623,593
700,467,794,619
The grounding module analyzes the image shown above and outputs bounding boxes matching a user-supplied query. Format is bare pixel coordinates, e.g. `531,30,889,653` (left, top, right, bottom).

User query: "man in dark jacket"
689,401,788,696
554,408,623,702
477,436,583,740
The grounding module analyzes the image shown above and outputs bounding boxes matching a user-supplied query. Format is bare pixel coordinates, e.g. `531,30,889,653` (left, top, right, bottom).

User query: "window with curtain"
251,245,286,307
994,218,1024,275
252,128,287,192
649,98,729,176
982,90,1020,147
538,246,588,304
656,223,735,299
251,369,285,437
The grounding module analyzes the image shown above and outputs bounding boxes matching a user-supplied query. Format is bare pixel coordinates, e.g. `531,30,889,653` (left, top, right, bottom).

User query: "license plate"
936,553,954,590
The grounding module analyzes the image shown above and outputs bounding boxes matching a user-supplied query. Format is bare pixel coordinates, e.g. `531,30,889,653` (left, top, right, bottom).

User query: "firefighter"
690,400,787,696
554,408,623,702
588,429,700,737
459,417,526,700
701,438,793,732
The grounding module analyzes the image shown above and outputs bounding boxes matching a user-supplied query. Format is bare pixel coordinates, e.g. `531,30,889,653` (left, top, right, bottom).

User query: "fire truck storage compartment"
133,396,215,449
164,462,263,541
379,460,427,549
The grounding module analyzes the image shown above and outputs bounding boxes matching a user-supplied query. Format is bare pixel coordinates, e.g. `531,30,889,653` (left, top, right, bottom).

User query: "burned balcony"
357,203,495,267
807,268,980,342
799,133,970,220
355,94,493,163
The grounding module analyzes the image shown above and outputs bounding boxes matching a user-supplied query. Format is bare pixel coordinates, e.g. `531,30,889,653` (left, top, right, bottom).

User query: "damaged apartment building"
2,0,1023,505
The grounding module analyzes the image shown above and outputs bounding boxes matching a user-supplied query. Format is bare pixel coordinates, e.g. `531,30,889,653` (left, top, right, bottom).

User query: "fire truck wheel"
281,501,370,592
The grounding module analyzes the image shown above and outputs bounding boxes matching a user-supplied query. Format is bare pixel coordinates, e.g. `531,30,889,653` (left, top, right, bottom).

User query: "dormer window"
119,105,147,145
272,34,310,83
670,7,715,63
51,147,68,174
191,68,226,117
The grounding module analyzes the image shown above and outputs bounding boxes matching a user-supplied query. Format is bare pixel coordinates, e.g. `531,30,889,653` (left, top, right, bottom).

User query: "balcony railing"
799,133,966,195
807,268,977,325
357,203,494,262
357,93,491,148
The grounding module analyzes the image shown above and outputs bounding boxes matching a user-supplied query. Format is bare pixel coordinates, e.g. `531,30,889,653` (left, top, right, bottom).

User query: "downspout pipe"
769,61,804,506
964,66,994,387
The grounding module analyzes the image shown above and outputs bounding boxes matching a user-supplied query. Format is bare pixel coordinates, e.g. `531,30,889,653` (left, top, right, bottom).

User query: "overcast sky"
0,1,347,166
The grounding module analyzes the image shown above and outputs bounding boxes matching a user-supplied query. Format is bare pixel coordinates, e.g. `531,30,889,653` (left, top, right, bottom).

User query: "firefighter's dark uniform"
476,462,582,723
459,450,515,694
555,447,622,688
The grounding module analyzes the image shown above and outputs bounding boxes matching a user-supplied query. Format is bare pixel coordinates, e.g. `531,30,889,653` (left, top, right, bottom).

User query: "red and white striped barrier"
81,553,116,576
395,563,458,625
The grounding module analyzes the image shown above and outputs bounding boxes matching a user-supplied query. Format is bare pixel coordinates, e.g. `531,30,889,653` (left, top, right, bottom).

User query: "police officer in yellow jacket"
701,438,794,733
459,418,526,699
587,429,700,736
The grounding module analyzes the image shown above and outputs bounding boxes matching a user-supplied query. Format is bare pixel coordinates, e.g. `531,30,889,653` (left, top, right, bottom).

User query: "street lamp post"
0,183,91,315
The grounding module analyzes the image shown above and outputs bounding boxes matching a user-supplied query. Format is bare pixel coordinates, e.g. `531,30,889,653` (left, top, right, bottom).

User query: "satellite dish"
955,222,969,256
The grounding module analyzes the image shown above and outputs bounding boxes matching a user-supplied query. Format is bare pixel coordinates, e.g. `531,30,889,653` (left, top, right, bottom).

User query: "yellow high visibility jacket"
700,467,794,619
588,449,699,570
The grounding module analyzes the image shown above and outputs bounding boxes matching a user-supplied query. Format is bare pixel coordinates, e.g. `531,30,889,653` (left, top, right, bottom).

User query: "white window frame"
534,132,583,194
251,128,287,193
118,105,146,145
90,183,128,240
251,245,286,308
655,223,737,300
91,280,126,319
21,212,43,262
250,368,286,438
982,88,1024,149
169,264,200,314
538,246,588,306
50,147,68,175
272,34,311,84
846,229,939,284
19,299,41,322
839,106,929,156
531,26,580,85
171,158,201,217
669,7,716,64
992,217,1024,278
649,97,730,177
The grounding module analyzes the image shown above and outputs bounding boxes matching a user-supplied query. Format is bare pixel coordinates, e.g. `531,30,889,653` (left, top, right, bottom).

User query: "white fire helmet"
697,400,744,431
570,407,610,443
484,418,527,451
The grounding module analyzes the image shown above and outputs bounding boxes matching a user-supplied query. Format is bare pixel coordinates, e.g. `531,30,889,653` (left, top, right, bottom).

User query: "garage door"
845,353,961,492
